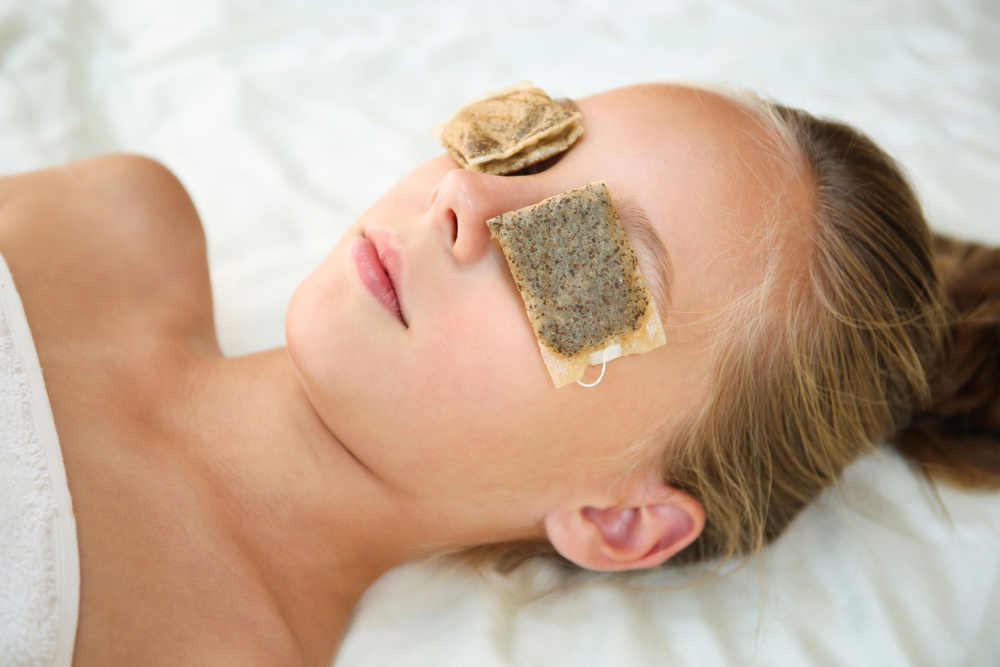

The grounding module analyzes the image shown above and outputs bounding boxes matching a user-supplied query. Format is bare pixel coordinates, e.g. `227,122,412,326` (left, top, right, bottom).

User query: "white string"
577,349,608,388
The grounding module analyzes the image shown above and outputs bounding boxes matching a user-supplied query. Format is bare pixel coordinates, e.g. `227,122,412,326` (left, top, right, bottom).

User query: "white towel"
0,254,79,667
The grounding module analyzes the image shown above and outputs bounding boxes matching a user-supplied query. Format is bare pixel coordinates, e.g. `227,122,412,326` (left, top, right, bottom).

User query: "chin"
285,261,399,424
286,266,352,392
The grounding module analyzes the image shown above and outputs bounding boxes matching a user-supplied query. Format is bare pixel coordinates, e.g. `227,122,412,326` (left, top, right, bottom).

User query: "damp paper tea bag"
433,81,583,175
488,182,667,388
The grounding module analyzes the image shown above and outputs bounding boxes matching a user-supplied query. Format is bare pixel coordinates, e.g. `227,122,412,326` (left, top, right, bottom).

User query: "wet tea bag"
488,181,666,388
433,81,583,175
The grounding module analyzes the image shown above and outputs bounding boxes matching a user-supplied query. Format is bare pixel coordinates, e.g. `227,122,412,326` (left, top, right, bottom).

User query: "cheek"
379,294,548,462
415,289,546,402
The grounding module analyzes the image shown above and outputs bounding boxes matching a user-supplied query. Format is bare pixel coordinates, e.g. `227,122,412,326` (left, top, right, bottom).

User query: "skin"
0,83,810,665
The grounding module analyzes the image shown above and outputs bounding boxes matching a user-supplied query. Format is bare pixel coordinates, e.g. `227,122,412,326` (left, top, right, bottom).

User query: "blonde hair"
668,94,1000,563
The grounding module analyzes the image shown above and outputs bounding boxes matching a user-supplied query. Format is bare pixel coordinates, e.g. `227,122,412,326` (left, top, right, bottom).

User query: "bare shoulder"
0,154,218,352
0,157,315,666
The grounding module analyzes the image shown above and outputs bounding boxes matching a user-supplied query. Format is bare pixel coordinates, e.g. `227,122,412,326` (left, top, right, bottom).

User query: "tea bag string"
577,348,608,388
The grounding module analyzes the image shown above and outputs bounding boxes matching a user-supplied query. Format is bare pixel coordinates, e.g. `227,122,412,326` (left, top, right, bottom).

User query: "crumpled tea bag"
488,181,666,387
433,81,583,175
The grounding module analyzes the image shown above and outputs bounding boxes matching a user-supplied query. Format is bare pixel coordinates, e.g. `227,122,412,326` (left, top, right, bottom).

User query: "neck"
174,348,426,664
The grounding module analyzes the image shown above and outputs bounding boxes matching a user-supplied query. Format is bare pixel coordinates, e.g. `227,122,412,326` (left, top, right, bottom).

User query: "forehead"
558,84,812,323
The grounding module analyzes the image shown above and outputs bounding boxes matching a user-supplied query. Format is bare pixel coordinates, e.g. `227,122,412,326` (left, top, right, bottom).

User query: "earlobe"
543,477,704,571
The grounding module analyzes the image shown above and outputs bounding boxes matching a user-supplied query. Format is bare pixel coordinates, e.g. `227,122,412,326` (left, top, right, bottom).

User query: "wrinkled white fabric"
0,1,997,665
0,255,79,667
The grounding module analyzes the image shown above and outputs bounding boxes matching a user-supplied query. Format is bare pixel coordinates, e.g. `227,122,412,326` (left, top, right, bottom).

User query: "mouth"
351,232,407,326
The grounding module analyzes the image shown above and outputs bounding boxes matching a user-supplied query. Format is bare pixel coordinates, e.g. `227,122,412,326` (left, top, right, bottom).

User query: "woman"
1,82,996,665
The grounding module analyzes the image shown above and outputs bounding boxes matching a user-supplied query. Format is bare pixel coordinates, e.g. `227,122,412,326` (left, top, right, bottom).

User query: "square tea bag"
433,81,583,175
488,182,666,388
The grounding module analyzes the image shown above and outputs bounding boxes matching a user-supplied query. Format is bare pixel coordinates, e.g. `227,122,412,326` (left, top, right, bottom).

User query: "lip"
351,232,406,326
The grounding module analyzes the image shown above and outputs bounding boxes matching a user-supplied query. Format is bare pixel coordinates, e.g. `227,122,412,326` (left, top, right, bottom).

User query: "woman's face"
287,83,809,539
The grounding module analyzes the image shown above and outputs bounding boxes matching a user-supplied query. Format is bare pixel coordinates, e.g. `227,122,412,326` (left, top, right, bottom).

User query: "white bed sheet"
1,0,998,664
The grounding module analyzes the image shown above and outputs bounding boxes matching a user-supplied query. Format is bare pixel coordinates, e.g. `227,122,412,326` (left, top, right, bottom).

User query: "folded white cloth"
0,254,79,667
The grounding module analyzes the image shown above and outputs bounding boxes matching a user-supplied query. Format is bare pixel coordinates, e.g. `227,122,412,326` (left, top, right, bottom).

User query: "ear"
543,474,704,571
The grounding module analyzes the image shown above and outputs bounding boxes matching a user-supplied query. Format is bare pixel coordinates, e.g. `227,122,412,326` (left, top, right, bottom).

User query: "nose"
427,169,549,265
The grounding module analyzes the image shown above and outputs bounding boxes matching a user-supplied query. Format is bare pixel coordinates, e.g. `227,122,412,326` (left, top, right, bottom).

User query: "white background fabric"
1,0,998,664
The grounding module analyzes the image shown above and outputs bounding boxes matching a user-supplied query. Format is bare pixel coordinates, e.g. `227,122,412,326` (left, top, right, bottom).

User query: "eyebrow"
612,195,674,314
